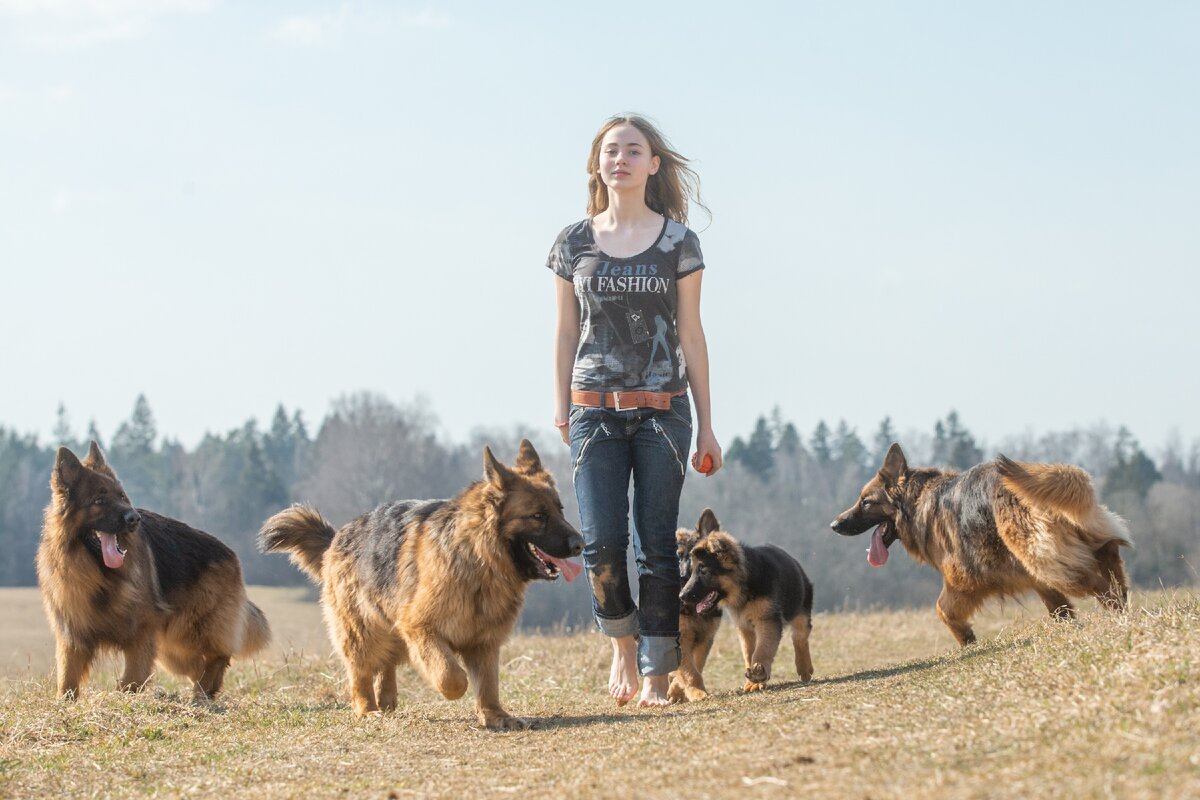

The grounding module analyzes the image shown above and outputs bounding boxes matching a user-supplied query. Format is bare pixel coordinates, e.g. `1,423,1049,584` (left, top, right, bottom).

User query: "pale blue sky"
2,1,1197,454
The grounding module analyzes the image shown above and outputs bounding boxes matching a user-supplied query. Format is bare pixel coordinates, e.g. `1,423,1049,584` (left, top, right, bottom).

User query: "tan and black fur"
831,442,1132,646
259,440,583,730
667,521,723,703
37,443,270,701
677,509,814,694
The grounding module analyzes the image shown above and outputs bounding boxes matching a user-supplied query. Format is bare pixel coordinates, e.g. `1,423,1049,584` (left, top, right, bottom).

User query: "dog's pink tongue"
547,555,583,582
98,532,125,569
868,528,889,568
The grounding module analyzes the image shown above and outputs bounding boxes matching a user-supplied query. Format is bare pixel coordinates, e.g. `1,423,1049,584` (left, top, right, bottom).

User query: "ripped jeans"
568,393,692,676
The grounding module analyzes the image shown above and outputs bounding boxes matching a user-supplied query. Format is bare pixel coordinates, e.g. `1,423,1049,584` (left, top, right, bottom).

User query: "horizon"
26,390,1194,464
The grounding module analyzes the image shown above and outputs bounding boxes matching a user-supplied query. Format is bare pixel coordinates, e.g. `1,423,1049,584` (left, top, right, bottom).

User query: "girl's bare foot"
608,636,638,706
638,674,671,707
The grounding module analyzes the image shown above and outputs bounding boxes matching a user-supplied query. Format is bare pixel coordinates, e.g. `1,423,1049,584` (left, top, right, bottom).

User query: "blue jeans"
568,393,692,676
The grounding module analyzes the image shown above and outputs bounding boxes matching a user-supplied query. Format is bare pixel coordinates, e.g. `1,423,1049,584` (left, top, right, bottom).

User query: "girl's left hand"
692,430,723,476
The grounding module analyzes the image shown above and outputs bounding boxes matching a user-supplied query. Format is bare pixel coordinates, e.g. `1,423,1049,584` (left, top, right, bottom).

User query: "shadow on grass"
532,705,722,731
421,705,722,732
763,638,1022,693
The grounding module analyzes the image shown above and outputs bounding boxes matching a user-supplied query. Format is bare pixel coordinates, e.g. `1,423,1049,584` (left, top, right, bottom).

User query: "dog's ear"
53,447,84,494
676,528,699,552
483,446,514,488
83,440,107,469
704,530,735,557
512,439,543,475
697,508,721,537
879,442,908,485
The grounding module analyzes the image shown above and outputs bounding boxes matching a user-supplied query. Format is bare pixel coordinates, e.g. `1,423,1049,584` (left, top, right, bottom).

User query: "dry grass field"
1,585,1197,799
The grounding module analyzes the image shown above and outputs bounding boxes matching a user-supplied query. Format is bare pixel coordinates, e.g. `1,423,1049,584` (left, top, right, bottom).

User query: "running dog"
259,440,584,730
831,443,1132,646
678,509,814,693
37,443,270,701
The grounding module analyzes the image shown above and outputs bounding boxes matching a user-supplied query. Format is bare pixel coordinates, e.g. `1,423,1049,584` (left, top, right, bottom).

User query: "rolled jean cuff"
594,610,638,639
638,635,681,676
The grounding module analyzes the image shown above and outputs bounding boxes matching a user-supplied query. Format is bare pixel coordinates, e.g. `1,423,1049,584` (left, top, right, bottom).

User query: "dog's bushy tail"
996,455,1132,592
996,456,1132,546
258,504,336,583
237,600,271,657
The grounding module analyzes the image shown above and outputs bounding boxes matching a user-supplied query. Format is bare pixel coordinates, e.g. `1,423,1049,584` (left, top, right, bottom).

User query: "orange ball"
697,454,714,474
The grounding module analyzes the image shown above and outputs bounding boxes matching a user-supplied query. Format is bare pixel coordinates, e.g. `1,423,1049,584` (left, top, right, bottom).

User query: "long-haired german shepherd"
259,439,583,730
831,443,1132,646
677,509,814,694
37,443,270,700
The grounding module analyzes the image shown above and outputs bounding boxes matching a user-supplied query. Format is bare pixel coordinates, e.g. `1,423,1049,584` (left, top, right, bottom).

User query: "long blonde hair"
586,114,708,225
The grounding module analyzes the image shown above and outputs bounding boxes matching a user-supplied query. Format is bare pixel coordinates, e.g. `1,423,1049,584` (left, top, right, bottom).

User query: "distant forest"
2,394,1196,629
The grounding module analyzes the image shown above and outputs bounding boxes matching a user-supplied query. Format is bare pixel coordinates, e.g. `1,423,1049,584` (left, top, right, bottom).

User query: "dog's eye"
531,512,547,522
93,497,106,506
861,500,872,509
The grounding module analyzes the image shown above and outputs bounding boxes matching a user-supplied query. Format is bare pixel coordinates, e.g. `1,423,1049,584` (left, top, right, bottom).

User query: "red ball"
697,454,714,474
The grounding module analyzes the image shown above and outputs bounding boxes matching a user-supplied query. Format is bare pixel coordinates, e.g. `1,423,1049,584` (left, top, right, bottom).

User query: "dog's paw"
745,663,769,684
742,681,766,693
667,680,687,704
684,685,709,702
482,713,531,732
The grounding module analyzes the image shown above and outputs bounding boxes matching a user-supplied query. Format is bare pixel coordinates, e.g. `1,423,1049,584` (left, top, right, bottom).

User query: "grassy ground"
0,586,1197,799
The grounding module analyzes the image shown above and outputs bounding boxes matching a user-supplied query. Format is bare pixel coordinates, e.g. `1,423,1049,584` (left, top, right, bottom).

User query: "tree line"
1,395,1196,628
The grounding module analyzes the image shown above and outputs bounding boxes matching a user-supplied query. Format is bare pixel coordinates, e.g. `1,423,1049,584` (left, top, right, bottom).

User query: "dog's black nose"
830,520,842,532
568,534,584,557
124,510,141,529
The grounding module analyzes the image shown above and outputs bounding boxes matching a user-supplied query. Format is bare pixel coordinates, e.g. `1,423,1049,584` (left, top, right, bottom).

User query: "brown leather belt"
571,388,685,411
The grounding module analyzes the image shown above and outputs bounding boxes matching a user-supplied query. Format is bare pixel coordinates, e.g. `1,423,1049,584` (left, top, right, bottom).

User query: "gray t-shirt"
547,217,705,394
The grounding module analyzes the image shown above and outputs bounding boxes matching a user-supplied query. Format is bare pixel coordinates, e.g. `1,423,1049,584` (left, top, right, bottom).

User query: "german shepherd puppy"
678,509,814,693
831,443,1132,646
259,440,583,730
667,521,723,703
37,443,270,701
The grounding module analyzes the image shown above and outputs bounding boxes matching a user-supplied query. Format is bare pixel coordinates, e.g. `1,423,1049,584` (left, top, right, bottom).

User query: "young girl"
548,114,722,707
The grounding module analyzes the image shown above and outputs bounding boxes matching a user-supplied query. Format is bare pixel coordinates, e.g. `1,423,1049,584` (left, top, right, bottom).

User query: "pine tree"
112,394,157,453
52,403,76,448
1103,427,1162,501
110,395,162,506
778,422,802,456
944,411,982,469
833,420,868,473
741,416,776,481
931,411,981,469
810,421,832,465
872,416,896,465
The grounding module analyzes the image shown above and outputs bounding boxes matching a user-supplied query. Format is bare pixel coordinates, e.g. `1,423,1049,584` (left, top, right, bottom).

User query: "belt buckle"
613,391,629,411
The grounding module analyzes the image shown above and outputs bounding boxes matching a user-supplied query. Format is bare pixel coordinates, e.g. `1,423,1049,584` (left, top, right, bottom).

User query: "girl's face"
598,123,660,193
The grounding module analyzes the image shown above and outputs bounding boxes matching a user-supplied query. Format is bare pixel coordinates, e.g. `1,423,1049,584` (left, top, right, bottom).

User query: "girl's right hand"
556,419,570,445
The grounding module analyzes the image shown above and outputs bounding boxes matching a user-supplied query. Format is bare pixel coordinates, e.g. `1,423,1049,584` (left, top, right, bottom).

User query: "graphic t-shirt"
547,217,705,394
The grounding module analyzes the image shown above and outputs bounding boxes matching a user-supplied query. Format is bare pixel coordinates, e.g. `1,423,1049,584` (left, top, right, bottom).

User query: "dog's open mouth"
95,531,127,570
695,591,719,615
868,522,898,568
526,543,582,582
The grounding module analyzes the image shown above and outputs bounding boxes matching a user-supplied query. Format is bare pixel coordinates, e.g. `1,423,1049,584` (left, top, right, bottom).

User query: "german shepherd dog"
37,443,270,701
831,443,1132,646
259,440,584,730
678,509,814,693
667,521,723,703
